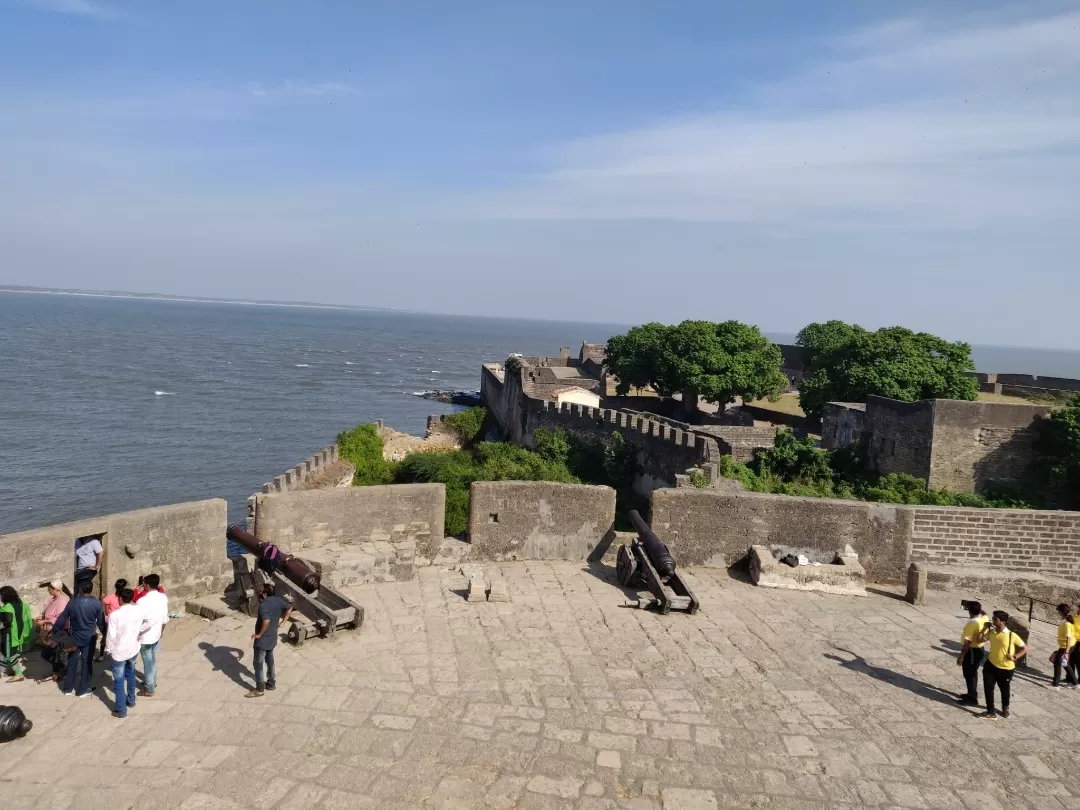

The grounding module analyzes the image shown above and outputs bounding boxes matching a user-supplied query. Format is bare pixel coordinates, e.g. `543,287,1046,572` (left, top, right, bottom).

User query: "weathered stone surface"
252,484,444,561
467,575,487,602
184,596,233,621
2,561,1078,810
906,562,927,605
748,545,867,596
467,481,615,561
487,579,509,602
0,499,229,610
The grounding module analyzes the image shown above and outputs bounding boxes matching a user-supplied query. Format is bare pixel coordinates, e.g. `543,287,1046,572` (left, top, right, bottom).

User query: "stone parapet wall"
650,489,910,582
0,499,230,610
251,484,445,562
467,481,615,561
259,445,341,494
692,426,779,462
650,487,1080,586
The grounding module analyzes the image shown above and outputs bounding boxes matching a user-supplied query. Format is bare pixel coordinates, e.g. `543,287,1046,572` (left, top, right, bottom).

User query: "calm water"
0,293,621,533
2,292,1078,535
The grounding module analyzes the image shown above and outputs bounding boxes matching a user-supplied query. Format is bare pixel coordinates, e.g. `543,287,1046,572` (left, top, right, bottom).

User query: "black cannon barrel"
628,510,677,578
0,706,32,743
227,524,320,594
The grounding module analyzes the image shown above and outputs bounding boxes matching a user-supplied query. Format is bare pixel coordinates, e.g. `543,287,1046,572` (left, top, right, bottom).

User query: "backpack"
257,543,283,575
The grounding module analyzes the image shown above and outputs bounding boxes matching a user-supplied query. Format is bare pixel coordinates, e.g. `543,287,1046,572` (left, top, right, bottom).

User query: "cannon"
0,706,32,743
615,511,699,615
226,525,364,645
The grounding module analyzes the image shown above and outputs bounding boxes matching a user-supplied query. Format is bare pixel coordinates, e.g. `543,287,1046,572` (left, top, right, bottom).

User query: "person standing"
955,601,988,705
979,610,1027,719
47,579,105,697
97,579,127,662
105,588,142,718
1052,603,1077,689
245,582,292,698
34,581,71,683
136,574,168,698
0,586,34,683
74,536,103,591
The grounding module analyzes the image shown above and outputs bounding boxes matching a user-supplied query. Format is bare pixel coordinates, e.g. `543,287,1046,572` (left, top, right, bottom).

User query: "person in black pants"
955,601,988,705
1052,603,1077,688
980,610,1028,719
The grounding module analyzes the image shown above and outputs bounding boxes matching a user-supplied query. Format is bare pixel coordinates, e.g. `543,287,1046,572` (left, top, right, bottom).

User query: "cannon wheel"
616,545,635,587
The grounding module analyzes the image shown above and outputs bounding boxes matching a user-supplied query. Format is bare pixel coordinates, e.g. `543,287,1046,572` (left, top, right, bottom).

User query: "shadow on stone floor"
866,586,908,602
198,641,252,690
825,647,961,707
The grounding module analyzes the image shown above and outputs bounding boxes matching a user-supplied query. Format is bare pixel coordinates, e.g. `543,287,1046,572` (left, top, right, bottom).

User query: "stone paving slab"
2,562,1079,809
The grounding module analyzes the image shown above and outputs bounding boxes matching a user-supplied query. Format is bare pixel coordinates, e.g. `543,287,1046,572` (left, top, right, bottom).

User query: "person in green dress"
1,585,34,683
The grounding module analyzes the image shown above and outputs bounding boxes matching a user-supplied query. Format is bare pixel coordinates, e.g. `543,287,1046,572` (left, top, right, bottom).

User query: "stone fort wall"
524,400,721,494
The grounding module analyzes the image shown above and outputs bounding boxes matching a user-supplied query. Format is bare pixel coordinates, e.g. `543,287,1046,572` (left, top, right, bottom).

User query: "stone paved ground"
3,562,1080,809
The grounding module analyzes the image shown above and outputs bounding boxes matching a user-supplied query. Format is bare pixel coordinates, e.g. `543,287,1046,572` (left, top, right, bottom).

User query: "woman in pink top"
97,578,127,662
33,580,70,683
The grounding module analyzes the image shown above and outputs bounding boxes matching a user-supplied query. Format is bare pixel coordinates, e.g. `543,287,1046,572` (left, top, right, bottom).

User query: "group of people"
0,571,170,718
954,600,1080,719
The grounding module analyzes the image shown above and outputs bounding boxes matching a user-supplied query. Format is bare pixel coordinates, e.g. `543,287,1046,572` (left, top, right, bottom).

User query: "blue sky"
1,1,1078,348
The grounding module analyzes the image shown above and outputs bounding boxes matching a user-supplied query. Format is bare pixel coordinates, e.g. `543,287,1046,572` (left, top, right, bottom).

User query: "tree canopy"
796,321,979,421
604,320,787,409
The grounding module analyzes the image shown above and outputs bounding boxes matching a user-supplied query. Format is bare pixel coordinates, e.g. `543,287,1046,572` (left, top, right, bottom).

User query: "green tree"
1035,395,1080,509
796,323,979,421
604,320,787,411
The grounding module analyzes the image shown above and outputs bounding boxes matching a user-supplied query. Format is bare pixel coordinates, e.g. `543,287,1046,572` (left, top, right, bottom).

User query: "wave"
294,363,310,368
430,370,440,374
345,361,356,365
154,391,175,396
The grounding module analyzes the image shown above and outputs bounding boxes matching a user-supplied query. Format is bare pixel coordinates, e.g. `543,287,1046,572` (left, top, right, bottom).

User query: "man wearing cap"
955,601,988,706
978,610,1028,719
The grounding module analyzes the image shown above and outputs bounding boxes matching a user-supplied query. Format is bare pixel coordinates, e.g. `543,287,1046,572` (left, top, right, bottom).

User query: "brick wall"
692,426,779,462
909,506,1080,578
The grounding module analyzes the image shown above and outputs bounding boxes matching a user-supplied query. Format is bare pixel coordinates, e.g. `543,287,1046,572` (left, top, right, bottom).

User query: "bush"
715,428,1035,509
688,469,710,489
337,424,395,485
441,407,487,445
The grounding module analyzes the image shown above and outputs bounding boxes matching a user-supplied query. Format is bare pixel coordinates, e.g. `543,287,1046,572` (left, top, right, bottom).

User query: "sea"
2,291,1079,536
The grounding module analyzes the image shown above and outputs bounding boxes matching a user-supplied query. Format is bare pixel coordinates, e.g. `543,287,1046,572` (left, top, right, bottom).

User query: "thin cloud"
243,81,358,100
471,8,1080,231
18,0,114,18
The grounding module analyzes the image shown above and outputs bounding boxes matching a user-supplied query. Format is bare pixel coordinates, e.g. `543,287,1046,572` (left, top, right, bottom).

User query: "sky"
1,1,1078,349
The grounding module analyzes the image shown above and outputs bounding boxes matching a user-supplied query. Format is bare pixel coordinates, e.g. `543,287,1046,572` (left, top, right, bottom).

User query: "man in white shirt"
105,587,141,718
136,574,168,698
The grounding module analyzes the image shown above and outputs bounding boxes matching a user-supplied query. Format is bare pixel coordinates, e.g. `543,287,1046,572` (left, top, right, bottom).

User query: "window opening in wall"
489,513,499,524
73,532,106,597
890,440,897,456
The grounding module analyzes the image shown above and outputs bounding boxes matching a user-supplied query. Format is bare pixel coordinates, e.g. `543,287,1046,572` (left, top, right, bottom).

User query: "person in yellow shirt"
1052,603,1077,689
978,610,1027,719
1071,604,1080,687
955,601,988,705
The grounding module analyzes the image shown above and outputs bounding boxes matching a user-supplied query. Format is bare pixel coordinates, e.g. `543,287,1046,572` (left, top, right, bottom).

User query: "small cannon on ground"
0,706,32,743
226,525,364,645
616,511,699,615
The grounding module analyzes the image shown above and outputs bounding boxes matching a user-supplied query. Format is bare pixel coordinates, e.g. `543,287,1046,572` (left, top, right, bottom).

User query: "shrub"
688,469,710,489
337,424,395,486
441,407,487,445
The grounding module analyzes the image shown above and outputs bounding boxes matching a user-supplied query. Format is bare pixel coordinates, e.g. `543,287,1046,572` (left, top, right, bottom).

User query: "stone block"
467,575,487,602
906,562,927,605
748,545,866,596
487,579,509,602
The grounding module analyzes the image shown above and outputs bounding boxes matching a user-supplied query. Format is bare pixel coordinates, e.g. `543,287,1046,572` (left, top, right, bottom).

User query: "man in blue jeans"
47,578,105,697
104,587,141,718
246,582,291,698
135,573,169,697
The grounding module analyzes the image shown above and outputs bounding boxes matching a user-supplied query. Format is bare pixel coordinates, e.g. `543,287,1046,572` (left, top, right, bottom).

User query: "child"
97,578,127,661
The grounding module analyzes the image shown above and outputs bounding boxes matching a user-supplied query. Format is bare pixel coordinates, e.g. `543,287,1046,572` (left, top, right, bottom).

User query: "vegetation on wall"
1034,395,1080,509
796,321,980,421
337,424,396,486
439,407,487,445
603,320,787,411
719,429,1033,509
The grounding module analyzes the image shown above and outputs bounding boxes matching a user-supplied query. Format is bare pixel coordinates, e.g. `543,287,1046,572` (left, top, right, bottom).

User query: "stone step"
184,595,234,621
